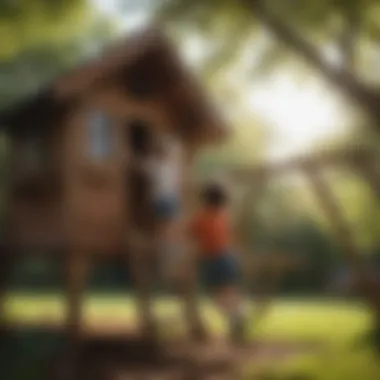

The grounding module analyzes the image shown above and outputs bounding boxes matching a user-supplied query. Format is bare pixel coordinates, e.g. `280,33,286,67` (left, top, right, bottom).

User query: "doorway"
125,118,155,229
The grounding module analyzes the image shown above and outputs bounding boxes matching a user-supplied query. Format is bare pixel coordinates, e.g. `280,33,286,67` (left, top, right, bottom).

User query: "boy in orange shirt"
190,181,246,342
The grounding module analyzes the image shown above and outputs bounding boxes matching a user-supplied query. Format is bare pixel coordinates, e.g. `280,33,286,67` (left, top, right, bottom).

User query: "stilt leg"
60,250,90,380
180,148,208,342
128,235,157,341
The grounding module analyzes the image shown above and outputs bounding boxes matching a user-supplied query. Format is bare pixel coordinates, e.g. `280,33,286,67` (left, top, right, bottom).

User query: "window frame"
86,109,114,161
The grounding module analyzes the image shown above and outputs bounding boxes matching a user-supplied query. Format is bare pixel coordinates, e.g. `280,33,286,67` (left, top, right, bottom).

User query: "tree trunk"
61,250,90,380
244,0,380,131
337,1,361,73
127,234,158,340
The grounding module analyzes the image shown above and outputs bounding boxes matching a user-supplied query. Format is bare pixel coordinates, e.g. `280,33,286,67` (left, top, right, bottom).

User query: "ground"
1,294,380,379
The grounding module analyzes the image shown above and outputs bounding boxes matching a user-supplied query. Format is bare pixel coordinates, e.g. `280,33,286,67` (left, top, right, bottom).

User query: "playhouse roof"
0,26,228,144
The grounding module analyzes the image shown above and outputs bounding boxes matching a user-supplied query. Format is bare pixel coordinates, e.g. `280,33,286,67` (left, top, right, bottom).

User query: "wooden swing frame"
232,146,380,328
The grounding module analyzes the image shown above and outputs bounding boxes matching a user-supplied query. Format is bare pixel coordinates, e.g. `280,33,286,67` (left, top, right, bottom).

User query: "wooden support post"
127,236,157,340
62,249,90,379
126,160,158,341
304,165,363,267
303,164,380,317
180,146,206,341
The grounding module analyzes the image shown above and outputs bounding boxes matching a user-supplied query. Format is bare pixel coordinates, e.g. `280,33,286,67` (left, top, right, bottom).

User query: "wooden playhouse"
0,27,228,349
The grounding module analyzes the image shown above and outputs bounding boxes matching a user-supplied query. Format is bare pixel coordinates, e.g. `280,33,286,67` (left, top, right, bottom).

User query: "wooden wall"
5,81,196,255
4,38,226,254
6,123,64,250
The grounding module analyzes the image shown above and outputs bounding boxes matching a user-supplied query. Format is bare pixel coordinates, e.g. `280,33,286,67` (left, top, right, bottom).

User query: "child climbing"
190,181,247,343
127,124,184,336
147,135,184,282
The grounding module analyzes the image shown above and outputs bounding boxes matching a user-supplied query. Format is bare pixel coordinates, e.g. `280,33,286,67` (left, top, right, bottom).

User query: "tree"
154,0,380,348
193,76,269,180
0,0,95,60
0,17,116,111
156,0,380,133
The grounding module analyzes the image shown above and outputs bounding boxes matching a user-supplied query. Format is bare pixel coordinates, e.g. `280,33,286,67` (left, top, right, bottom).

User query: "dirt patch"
5,320,322,379
237,340,322,362
49,336,322,380
5,318,137,338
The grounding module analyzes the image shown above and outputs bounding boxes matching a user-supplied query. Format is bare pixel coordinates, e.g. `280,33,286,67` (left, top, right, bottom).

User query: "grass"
2,294,380,379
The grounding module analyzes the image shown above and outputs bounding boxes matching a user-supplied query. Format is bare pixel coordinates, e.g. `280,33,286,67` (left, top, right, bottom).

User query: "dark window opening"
125,118,155,229
127,118,154,157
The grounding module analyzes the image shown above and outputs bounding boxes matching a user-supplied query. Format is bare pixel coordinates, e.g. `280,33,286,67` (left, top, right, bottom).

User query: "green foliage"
0,17,117,111
194,82,269,179
249,349,380,380
3,297,377,379
7,256,133,293
156,0,380,81
330,170,380,250
0,44,77,110
0,0,94,60
157,0,259,76
270,161,380,253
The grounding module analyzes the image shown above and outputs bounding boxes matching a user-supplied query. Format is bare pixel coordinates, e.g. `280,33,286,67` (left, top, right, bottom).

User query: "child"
150,136,181,223
190,181,246,342
146,135,183,281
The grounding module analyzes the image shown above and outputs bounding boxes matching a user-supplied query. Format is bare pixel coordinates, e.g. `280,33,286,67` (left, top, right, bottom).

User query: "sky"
92,0,347,162
249,76,345,160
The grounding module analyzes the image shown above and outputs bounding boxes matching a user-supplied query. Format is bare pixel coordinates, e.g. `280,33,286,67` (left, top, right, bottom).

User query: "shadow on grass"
0,329,65,380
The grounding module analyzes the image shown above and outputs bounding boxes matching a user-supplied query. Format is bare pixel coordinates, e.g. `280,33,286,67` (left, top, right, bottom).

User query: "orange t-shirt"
190,208,232,256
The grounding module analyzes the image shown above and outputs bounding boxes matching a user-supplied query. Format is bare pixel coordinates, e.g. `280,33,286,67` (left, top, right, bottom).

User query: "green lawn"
2,294,380,379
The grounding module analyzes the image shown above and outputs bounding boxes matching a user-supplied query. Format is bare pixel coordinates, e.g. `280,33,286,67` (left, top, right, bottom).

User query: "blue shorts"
201,252,240,289
153,196,179,221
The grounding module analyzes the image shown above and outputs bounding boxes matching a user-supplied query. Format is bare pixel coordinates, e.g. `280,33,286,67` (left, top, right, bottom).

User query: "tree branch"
337,1,361,75
242,0,380,130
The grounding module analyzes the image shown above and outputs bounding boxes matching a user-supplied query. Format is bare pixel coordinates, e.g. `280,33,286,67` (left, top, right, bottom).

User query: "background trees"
0,0,378,294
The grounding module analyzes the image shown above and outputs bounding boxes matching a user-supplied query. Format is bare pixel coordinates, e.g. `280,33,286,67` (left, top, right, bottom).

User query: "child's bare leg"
216,285,246,342
182,253,207,341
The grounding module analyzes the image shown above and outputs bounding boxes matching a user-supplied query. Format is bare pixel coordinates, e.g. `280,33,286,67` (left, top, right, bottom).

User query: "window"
87,110,113,160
